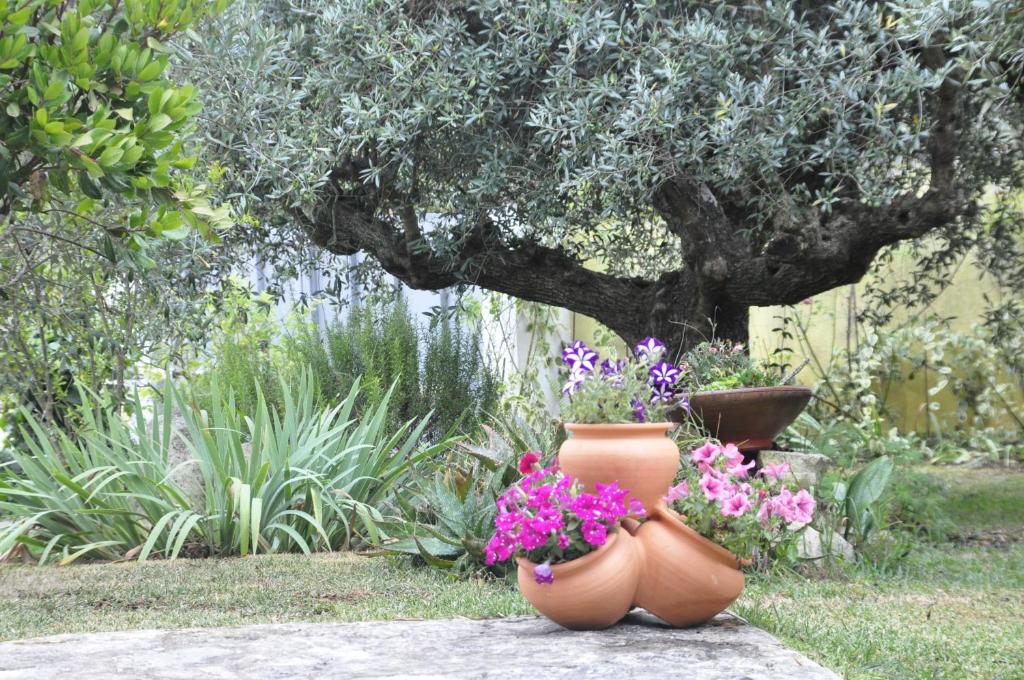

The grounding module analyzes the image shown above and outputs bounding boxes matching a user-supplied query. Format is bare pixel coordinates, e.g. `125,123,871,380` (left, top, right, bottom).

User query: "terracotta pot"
632,506,745,627
674,386,812,452
559,422,679,514
516,530,641,630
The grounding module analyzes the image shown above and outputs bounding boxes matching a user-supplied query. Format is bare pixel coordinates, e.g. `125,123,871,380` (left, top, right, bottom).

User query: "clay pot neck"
563,422,675,439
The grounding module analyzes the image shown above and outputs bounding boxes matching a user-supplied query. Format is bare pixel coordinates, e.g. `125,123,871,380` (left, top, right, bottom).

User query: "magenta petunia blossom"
699,472,728,500
792,489,816,524
665,481,690,503
691,442,720,465
758,462,790,481
581,519,608,546
727,458,756,478
720,443,743,464
721,492,752,517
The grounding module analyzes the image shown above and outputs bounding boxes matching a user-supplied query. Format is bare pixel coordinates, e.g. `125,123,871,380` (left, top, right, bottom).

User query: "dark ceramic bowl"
671,386,813,451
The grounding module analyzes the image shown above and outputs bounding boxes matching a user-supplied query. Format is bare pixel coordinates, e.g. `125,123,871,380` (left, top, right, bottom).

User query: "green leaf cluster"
0,0,232,238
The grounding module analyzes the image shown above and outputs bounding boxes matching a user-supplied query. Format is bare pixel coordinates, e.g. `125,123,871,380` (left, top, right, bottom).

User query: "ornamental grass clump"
484,453,643,584
666,441,816,562
560,337,690,423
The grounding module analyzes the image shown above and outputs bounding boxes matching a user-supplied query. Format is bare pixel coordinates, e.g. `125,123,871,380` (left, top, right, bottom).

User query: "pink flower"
757,500,773,527
699,472,728,500
721,443,743,464
628,498,646,517
581,519,607,546
691,442,720,465
721,492,752,517
770,488,798,522
518,451,541,474
557,533,570,549
759,462,790,481
665,481,690,503
802,298,813,305
727,458,756,478
533,562,554,585
792,489,816,524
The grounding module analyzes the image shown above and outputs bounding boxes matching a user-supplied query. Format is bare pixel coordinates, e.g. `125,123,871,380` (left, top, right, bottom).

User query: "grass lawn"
1,467,1022,679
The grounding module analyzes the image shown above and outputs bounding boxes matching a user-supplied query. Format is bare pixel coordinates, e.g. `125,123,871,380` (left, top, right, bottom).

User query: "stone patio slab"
0,611,838,679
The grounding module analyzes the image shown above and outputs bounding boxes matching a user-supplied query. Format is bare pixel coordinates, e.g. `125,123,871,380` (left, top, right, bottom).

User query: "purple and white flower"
649,361,681,386
649,383,676,404
634,336,666,359
562,341,598,372
600,358,625,376
561,369,587,396
631,397,647,423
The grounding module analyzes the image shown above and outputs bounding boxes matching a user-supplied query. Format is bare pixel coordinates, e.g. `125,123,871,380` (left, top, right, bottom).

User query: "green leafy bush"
196,292,500,440
385,411,565,573
0,374,453,564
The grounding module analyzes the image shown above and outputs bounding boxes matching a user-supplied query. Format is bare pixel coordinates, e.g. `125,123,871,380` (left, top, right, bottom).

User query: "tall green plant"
0,373,453,563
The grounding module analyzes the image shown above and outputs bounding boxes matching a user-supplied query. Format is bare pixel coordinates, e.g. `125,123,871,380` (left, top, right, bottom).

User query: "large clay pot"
674,386,813,452
630,507,745,627
516,530,641,630
559,422,679,514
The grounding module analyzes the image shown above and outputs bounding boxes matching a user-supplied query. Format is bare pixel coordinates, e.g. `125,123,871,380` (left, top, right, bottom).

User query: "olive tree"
190,0,1024,351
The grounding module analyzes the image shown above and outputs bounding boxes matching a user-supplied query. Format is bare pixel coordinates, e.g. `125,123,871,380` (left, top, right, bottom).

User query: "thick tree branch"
299,188,684,344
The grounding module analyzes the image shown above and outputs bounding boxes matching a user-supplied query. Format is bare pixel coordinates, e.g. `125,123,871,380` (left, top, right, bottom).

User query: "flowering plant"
665,441,815,562
485,453,644,584
677,339,782,392
560,337,690,423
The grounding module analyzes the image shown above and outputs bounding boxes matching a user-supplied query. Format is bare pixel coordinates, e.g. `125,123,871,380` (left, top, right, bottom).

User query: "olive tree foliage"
189,0,1024,352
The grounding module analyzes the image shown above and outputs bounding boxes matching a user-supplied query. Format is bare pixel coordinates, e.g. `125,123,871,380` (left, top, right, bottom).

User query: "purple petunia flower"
562,341,598,372
561,368,587,396
678,393,691,414
600,358,625,376
631,397,647,423
649,361,681,386
533,562,554,585
634,336,666,358
650,383,676,404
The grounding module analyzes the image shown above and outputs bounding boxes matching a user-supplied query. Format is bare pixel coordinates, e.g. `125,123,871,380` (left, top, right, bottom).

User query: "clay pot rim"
563,421,676,435
690,385,812,399
515,530,626,577
652,506,742,570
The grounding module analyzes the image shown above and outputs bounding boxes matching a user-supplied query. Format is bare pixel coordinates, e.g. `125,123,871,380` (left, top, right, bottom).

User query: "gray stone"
798,526,856,562
0,612,839,679
164,409,205,509
760,450,832,488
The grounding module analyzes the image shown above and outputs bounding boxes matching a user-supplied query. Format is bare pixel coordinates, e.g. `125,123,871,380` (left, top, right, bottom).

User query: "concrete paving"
0,611,839,679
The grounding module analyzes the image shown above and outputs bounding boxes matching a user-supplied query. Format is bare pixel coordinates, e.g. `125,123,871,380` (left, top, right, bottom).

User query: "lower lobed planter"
516,531,642,631
516,514,744,630
628,507,745,628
